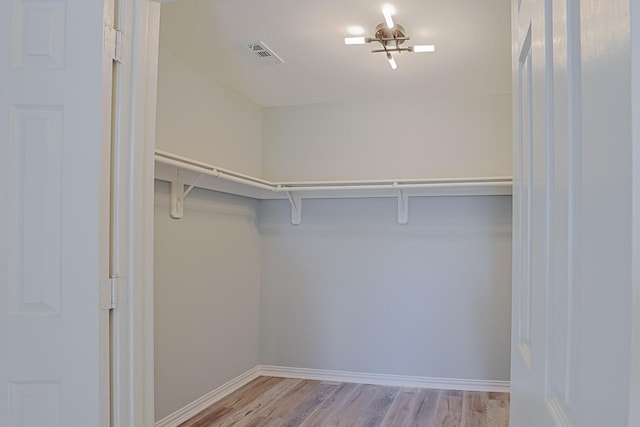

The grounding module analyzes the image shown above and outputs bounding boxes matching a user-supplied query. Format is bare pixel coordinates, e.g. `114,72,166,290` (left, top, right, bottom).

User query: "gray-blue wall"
259,196,512,380
154,182,261,420
154,184,512,421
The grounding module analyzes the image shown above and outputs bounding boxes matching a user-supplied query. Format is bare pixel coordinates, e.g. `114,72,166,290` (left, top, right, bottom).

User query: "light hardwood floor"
178,376,510,427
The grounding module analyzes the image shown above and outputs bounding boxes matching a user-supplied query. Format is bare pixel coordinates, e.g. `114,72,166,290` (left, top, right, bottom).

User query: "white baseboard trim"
258,365,511,393
154,366,261,427
155,365,510,426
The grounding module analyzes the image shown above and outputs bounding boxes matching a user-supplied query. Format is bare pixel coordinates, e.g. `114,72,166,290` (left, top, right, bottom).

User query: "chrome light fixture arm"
343,5,435,69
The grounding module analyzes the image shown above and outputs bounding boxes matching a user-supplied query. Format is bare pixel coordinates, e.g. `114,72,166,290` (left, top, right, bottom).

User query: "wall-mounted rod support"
170,170,206,219
286,191,302,225
397,188,409,224
183,173,204,199
170,169,185,219
157,151,274,219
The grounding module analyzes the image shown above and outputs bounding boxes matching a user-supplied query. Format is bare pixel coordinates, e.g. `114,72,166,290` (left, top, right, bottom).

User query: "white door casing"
631,1,640,424
108,0,160,425
0,0,112,426
511,0,635,426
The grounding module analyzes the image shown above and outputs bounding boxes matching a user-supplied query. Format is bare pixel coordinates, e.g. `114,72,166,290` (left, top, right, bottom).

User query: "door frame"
118,1,640,425
109,0,161,425
631,1,640,424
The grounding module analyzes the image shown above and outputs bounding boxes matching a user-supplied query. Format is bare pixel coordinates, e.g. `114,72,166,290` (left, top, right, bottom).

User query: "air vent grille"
247,41,284,64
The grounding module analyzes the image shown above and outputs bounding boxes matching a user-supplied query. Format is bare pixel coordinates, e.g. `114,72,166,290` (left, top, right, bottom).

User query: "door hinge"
100,276,127,310
104,25,122,62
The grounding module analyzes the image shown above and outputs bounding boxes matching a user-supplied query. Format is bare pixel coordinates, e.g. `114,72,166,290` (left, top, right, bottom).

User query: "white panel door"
0,0,112,426
511,0,635,426
510,0,556,424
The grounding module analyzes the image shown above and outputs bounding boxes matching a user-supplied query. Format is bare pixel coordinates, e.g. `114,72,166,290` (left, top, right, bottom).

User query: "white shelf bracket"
170,169,184,219
286,191,302,225
397,188,409,224
183,173,204,199
170,169,205,219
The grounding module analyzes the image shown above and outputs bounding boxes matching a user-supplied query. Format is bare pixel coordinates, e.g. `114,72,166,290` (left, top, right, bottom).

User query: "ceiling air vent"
247,41,284,64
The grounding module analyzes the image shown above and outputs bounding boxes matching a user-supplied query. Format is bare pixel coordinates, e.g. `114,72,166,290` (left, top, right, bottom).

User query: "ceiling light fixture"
344,4,435,70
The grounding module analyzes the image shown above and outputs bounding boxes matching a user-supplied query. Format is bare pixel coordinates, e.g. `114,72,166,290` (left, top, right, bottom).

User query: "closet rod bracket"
170,169,185,219
286,190,302,225
397,187,409,224
170,169,205,219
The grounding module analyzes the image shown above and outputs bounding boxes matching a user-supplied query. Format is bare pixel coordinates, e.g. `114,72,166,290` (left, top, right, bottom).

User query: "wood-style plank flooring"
178,376,509,427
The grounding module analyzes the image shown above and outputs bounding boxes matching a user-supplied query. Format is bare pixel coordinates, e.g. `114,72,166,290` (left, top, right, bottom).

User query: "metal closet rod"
155,150,513,193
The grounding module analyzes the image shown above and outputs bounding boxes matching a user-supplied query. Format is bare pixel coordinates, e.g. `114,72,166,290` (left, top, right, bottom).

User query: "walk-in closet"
153,0,513,424
1,0,636,425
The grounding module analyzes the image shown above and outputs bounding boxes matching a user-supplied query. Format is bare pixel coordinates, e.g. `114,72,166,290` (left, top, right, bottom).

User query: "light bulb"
387,54,397,70
382,4,396,29
344,37,366,45
412,44,436,53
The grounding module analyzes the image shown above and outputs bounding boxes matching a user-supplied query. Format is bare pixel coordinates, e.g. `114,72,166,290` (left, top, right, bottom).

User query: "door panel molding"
516,25,533,369
7,106,64,317
11,0,66,69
